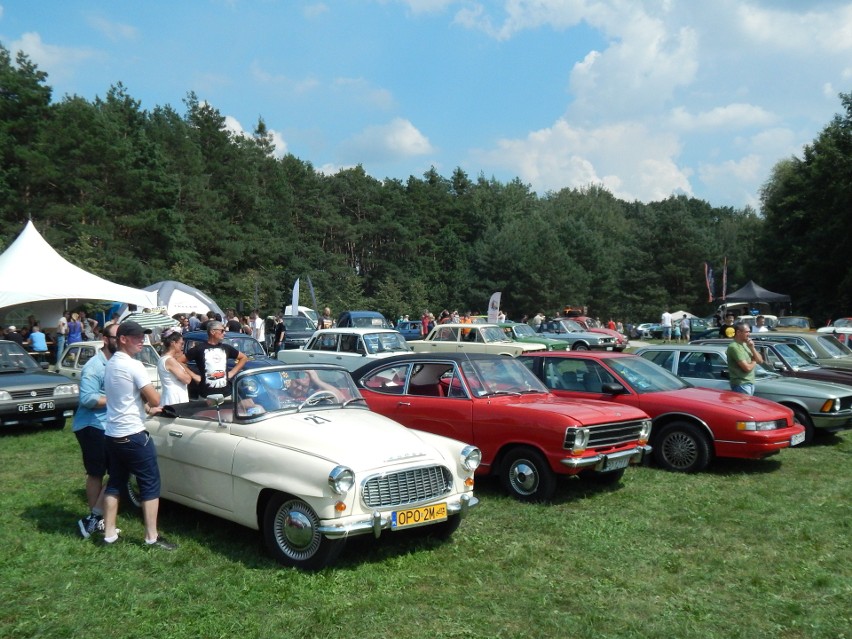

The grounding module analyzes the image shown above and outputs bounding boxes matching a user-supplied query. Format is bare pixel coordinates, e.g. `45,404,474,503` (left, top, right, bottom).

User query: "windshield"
818,334,852,357
608,356,689,393
777,317,810,329
461,357,549,396
510,324,536,338
834,319,852,328
283,317,316,331
560,319,585,332
234,366,362,418
224,337,267,358
0,341,41,372
479,326,511,343
362,332,412,354
774,343,819,368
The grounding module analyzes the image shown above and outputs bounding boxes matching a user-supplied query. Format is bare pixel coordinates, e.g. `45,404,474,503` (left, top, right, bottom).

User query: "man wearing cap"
185,321,248,398
101,320,175,550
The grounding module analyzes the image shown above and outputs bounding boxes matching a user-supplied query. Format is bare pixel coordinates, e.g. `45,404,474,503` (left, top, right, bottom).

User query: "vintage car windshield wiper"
486,389,522,396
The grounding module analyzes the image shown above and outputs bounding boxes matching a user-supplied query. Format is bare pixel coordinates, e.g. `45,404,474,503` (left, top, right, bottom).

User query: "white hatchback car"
56,340,161,390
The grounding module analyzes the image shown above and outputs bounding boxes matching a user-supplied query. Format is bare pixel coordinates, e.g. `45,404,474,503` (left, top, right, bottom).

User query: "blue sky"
2,0,851,209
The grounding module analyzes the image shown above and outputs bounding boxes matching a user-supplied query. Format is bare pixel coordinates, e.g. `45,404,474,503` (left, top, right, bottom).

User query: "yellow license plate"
391,503,447,530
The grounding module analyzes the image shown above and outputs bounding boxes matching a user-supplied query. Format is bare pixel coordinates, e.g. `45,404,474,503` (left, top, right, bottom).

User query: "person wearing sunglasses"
184,321,248,398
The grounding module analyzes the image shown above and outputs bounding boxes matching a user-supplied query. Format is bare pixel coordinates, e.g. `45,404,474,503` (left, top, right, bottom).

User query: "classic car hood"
251,408,448,470
642,387,791,420
756,375,852,399
494,393,648,424
0,369,75,389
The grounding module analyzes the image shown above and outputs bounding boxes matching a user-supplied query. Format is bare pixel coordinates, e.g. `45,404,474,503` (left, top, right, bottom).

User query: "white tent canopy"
0,221,157,329
671,310,698,319
119,280,224,319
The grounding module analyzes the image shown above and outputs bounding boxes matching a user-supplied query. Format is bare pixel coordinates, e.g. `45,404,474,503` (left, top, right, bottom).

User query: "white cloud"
223,114,288,158
86,15,139,42
670,104,777,131
10,32,99,88
340,118,434,163
475,118,692,202
303,3,329,19
736,3,852,54
332,77,395,110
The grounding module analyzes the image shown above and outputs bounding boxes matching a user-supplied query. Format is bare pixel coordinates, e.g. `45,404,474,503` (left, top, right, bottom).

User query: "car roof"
523,350,632,360
638,344,726,353
351,352,515,376
313,328,401,335
432,323,498,329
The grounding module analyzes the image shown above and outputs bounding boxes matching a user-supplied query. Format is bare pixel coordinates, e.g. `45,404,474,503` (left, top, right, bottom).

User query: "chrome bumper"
559,445,652,471
317,493,479,540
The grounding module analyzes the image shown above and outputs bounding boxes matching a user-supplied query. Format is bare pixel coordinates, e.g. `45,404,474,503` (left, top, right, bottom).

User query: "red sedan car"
352,353,652,501
518,351,805,473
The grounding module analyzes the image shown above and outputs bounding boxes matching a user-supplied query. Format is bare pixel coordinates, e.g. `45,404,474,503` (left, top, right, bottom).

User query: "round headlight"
460,445,482,472
328,466,355,495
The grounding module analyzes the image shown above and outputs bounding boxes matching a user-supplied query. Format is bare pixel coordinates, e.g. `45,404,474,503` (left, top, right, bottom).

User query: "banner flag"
291,278,300,316
306,276,319,314
487,292,501,323
704,263,715,302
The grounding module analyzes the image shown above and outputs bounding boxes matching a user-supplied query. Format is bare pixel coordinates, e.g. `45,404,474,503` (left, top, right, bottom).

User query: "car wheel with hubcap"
653,421,712,473
263,495,345,570
500,446,556,501
572,342,590,351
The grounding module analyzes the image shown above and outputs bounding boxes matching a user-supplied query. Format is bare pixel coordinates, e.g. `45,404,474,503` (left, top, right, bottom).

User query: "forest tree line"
2,44,851,325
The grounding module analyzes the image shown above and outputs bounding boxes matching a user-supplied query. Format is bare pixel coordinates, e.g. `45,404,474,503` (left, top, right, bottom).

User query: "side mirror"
600,382,626,395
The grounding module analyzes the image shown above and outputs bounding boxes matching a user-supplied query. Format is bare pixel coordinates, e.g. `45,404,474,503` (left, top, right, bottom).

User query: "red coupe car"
352,353,652,501
517,351,805,473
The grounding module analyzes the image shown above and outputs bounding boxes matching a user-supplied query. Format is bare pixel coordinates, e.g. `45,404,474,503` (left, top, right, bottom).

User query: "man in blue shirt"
71,324,118,538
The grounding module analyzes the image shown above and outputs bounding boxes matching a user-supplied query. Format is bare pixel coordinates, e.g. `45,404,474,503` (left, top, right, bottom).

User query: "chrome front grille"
10,388,55,400
564,419,647,449
361,466,453,508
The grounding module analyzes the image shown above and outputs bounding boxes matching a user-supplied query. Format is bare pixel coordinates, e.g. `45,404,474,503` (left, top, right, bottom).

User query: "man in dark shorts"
185,321,248,397
102,321,175,550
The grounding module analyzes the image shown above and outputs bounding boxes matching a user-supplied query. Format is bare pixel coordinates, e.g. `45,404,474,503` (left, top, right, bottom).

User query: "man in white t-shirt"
101,321,176,550
250,310,265,345
661,309,673,342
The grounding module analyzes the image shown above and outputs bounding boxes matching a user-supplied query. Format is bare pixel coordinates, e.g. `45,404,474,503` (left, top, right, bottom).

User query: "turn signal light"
464,477,475,488
334,501,347,512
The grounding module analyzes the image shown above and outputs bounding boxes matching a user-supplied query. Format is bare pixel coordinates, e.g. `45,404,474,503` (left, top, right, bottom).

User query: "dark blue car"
395,320,423,341
336,310,393,329
182,331,278,398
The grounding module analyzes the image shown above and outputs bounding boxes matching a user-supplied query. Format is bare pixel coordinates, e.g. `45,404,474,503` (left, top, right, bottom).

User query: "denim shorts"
731,383,755,396
75,426,107,478
104,430,161,501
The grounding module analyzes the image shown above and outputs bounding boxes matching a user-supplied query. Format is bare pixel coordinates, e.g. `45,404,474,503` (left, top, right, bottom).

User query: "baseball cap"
117,321,152,337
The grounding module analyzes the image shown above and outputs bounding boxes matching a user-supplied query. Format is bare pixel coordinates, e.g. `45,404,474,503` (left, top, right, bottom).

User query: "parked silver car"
635,344,852,444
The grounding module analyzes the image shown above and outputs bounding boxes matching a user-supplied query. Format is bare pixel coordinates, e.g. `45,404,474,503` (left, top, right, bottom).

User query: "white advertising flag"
487,292,501,323
291,278,300,316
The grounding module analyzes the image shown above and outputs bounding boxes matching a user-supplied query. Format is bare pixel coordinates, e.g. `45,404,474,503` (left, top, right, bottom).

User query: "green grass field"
1,425,849,639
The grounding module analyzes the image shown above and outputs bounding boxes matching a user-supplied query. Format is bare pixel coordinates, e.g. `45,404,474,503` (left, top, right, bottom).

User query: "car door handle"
397,402,410,407
169,431,184,438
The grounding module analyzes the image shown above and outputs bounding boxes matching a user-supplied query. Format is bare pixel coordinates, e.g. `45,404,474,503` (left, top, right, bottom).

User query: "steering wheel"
297,390,338,411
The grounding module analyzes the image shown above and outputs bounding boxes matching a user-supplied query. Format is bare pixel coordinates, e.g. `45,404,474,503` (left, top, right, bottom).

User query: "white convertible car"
139,364,481,570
